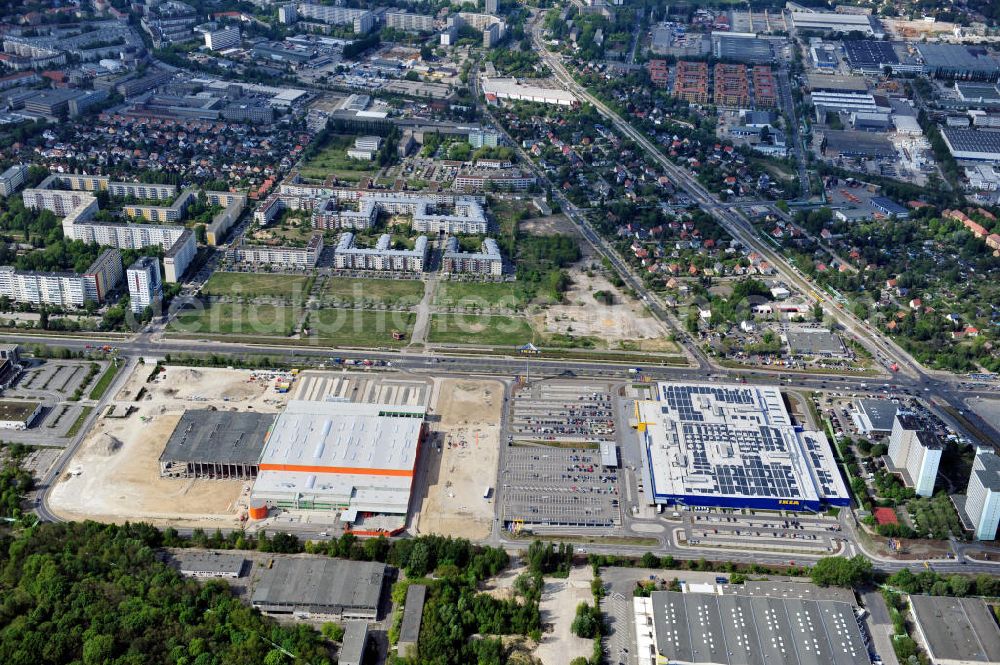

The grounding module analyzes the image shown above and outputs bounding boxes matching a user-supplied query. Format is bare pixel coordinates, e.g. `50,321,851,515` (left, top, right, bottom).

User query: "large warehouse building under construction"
159,410,276,479
250,400,426,534
635,382,850,512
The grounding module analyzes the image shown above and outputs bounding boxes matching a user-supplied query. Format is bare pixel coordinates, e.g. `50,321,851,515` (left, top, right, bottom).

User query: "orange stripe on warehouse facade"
259,463,414,477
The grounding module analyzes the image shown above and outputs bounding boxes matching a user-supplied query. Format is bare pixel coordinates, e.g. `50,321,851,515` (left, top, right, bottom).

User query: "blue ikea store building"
636,383,851,513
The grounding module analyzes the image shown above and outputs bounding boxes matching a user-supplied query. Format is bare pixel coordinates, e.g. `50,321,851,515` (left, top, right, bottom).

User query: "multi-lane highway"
525,16,1000,446
530,16,918,376
9,21,999,575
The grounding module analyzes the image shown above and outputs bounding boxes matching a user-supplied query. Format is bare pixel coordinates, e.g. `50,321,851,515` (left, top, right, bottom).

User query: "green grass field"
88,362,121,400
169,303,297,337
310,309,416,347
322,277,424,307
429,313,537,346
66,406,94,438
202,273,313,301
298,137,378,182
434,281,528,309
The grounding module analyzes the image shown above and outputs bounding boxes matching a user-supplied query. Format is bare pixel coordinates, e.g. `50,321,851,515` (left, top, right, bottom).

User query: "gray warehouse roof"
918,44,1000,75
855,398,899,433
786,330,846,355
251,558,386,617
172,551,246,576
714,34,773,63
159,410,275,465
651,591,868,665
823,130,895,157
398,584,427,646
740,580,857,605
339,621,369,665
909,595,1000,664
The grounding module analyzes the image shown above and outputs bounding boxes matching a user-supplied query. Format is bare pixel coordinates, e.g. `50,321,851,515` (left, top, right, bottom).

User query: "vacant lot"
202,273,313,301
322,277,424,307
534,567,594,665
416,378,502,539
169,303,298,337
434,281,527,310
49,365,289,529
298,136,378,182
309,308,416,347
429,313,537,347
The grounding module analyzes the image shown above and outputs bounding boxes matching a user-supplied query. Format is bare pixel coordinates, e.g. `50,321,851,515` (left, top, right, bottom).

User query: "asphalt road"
9,23,1000,574
525,16,1000,447
11,329,998,574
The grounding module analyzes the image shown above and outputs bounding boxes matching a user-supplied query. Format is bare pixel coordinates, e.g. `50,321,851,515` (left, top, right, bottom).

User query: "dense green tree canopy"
809,555,873,588
0,522,333,665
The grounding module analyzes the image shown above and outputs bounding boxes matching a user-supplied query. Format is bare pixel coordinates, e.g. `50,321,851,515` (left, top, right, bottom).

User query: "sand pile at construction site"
176,368,203,382
94,433,122,456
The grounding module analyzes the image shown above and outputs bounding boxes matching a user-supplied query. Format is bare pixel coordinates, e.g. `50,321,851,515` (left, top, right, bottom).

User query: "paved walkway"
408,277,436,348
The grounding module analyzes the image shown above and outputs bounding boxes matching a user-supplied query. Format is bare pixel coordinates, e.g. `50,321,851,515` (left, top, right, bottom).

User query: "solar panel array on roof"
844,40,898,70
637,383,851,510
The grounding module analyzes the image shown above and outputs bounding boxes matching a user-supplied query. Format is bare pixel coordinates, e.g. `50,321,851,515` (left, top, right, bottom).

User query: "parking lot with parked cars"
509,380,616,443
499,446,622,530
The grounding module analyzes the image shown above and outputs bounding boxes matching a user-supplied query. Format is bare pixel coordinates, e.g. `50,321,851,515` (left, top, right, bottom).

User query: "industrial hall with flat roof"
634,584,870,665
156,398,427,535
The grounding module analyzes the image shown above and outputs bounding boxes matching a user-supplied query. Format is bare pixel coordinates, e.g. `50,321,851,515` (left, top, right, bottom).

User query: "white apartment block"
441,236,503,276
384,12,435,32
0,248,122,307
163,230,197,283
312,197,378,231
204,191,247,246
127,256,162,314
231,233,323,268
297,4,373,33
23,187,98,217
300,187,490,234
391,197,489,234
66,220,195,284
333,233,427,272
28,174,176,200
453,171,536,193
278,4,297,24
254,193,286,226
122,189,195,222
887,414,943,497
483,22,501,47
962,447,1000,541
205,26,240,51
0,164,28,197
24,173,197,283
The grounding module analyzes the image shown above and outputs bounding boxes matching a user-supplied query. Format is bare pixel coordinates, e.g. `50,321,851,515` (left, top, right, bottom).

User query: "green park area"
297,135,379,182
434,281,528,310
309,309,416,348
168,303,297,337
321,277,425,307
429,313,537,347
201,273,313,301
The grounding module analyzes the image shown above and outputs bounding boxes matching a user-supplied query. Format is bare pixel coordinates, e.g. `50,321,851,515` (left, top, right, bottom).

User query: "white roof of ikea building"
258,399,425,472
636,382,848,507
